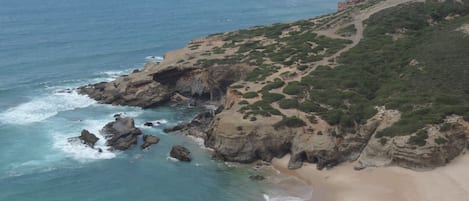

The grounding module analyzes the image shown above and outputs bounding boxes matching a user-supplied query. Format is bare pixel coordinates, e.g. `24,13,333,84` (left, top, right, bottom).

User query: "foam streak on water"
0,90,95,125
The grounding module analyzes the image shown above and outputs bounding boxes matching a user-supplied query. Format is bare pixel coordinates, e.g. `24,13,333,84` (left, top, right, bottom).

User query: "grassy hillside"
300,0,469,137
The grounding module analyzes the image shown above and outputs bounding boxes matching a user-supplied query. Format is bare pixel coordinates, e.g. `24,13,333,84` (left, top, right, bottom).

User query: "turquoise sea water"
0,0,336,200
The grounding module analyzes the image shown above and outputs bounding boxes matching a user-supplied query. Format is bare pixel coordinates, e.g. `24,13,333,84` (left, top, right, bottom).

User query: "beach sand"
271,154,469,201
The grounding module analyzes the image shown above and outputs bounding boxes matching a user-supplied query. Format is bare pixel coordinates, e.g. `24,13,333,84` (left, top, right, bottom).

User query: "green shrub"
298,101,324,113
337,24,357,37
297,65,308,71
212,47,226,54
279,99,299,109
307,115,318,124
238,100,249,105
262,80,285,91
439,123,452,132
283,81,303,95
231,84,244,89
262,92,285,103
407,129,428,146
243,92,258,99
434,137,448,145
320,109,342,125
244,65,279,82
274,116,306,129
239,100,283,117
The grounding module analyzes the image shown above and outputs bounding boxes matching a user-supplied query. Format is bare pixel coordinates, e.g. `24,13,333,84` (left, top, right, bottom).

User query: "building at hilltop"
338,0,366,11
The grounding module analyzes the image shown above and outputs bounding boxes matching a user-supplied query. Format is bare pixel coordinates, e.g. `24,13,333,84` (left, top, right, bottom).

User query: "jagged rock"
214,105,224,114
164,110,215,139
141,135,160,149
78,55,250,108
249,175,265,181
170,92,190,103
79,129,99,148
163,124,187,133
101,117,142,150
144,122,154,127
170,145,192,162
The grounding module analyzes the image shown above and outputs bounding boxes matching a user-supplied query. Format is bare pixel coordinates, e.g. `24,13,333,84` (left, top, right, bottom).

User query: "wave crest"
0,90,95,125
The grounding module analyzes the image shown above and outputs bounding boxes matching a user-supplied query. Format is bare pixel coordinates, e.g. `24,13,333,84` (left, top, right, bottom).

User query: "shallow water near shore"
0,0,336,200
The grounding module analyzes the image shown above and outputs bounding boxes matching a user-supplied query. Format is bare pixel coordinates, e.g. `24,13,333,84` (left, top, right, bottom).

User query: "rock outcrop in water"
79,129,99,148
164,110,216,139
141,135,160,149
170,145,192,162
68,129,100,149
101,117,142,150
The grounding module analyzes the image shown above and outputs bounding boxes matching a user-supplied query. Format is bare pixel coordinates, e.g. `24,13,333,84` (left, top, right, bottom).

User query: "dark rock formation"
249,175,266,181
170,145,192,162
79,129,99,148
164,110,215,139
101,117,142,150
141,135,160,149
144,122,154,127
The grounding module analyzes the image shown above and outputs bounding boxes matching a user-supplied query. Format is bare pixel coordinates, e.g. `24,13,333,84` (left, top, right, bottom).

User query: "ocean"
0,0,336,200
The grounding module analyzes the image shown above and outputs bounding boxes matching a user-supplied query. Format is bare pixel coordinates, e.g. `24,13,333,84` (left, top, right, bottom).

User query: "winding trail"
264,0,425,123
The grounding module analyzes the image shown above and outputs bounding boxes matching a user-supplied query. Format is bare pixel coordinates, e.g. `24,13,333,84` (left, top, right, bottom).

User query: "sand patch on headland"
272,154,469,201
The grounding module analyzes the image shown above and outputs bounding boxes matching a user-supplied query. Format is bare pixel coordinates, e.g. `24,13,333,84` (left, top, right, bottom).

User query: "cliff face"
81,0,469,171
79,36,253,108
359,116,469,169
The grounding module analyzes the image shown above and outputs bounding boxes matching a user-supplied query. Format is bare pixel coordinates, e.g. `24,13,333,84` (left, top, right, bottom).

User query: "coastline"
271,154,469,201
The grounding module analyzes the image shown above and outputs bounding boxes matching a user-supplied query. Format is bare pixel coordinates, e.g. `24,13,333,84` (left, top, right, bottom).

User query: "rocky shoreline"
78,0,469,171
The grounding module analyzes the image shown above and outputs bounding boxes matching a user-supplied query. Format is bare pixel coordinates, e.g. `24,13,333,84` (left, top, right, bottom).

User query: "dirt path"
303,0,424,75
263,0,424,122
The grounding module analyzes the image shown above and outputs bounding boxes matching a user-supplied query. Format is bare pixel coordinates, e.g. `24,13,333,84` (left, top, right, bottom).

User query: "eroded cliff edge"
80,0,469,170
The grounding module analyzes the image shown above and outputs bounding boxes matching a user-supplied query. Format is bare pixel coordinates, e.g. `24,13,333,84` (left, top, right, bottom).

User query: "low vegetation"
299,1,469,135
274,116,306,129
337,24,357,37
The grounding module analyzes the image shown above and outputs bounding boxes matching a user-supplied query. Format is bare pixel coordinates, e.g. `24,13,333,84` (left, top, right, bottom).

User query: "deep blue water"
0,0,336,200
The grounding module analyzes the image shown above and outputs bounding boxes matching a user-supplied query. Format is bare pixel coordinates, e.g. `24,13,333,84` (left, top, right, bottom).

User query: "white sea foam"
95,70,127,82
0,90,96,125
263,194,305,201
139,119,168,127
145,56,164,63
187,135,213,151
89,69,136,83
154,119,168,124
107,109,144,119
52,119,117,161
167,156,179,162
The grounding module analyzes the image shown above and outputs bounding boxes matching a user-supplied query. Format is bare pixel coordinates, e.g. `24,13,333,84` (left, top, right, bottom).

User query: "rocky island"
79,0,469,175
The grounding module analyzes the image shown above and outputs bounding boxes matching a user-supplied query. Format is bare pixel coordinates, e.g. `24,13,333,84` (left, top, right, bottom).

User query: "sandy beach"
271,154,469,201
